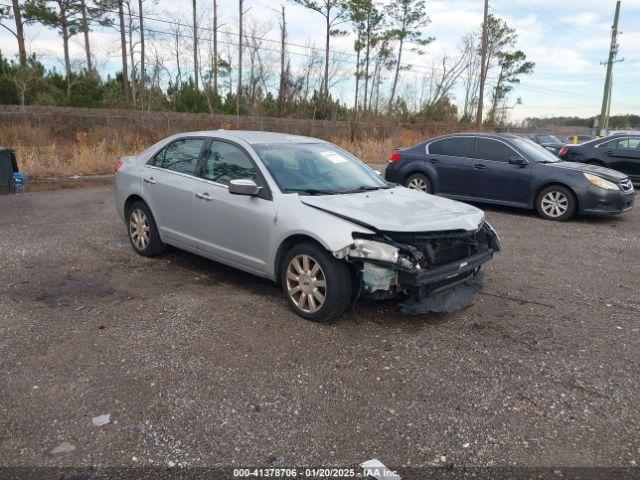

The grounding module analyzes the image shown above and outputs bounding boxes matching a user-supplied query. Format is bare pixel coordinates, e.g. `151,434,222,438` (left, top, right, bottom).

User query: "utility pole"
237,0,243,116
599,0,623,137
475,0,489,131
278,6,287,116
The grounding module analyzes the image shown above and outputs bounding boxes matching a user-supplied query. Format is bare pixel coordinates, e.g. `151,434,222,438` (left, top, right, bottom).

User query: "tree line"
0,0,534,125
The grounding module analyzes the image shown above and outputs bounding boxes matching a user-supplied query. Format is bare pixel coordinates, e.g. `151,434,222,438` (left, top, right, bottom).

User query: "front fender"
267,199,375,280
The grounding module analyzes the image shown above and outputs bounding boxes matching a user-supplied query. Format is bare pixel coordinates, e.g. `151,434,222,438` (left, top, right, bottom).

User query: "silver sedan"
114,130,499,322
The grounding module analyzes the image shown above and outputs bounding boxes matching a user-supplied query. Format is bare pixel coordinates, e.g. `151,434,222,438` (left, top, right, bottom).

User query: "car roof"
429,132,525,142
172,130,324,145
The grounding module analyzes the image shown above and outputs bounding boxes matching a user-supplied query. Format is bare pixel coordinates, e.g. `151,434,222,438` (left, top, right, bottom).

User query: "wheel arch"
273,234,331,284
534,182,579,211
124,194,147,218
404,168,436,191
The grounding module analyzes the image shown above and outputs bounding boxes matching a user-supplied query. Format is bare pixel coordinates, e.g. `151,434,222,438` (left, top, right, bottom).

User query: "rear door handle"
143,177,156,184
605,150,613,155
428,158,439,164
196,192,213,201
473,164,487,170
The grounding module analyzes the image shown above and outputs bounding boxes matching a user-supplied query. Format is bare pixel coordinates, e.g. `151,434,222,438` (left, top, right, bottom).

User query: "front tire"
127,201,165,256
536,186,577,221
405,173,433,193
281,242,352,322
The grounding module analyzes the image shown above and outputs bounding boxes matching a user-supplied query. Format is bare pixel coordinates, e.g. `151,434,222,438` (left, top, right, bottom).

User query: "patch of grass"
2,111,461,178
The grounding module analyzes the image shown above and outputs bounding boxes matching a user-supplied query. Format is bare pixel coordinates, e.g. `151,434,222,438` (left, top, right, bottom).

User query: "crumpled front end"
335,222,501,315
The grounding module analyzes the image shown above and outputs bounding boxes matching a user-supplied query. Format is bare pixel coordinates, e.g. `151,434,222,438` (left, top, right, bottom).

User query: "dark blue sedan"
385,133,635,221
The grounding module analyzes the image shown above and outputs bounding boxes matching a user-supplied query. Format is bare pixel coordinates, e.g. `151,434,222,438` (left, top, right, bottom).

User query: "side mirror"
509,156,529,167
229,179,261,196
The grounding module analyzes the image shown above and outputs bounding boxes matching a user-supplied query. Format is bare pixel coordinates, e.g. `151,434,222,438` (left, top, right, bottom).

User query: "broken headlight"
349,239,399,263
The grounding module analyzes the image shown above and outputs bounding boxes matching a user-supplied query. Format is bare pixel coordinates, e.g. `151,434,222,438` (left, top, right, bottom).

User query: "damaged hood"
300,186,484,233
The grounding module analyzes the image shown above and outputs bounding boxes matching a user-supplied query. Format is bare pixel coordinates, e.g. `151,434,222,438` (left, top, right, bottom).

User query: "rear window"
428,137,474,157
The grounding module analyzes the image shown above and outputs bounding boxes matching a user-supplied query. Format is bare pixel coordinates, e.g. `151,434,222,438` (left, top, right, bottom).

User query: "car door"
425,136,474,195
142,137,206,247
193,139,275,275
469,138,531,205
603,137,640,177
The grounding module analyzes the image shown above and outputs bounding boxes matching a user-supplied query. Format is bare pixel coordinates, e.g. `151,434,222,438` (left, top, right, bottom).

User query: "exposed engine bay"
334,222,501,315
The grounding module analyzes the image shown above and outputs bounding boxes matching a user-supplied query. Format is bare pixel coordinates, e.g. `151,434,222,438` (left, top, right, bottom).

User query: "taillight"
389,152,401,162
559,146,568,158
114,160,124,172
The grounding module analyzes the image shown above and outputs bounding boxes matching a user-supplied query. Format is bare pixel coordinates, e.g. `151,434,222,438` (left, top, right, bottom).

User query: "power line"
518,0,592,41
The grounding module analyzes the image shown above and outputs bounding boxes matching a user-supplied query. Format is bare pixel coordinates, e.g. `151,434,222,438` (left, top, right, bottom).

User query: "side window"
474,138,516,162
153,138,204,176
598,139,618,149
616,138,640,150
204,141,257,185
428,137,474,157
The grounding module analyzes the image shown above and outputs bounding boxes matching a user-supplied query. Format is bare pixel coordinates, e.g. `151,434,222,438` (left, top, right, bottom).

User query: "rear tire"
127,201,165,256
536,185,577,221
405,173,433,193
280,242,352,322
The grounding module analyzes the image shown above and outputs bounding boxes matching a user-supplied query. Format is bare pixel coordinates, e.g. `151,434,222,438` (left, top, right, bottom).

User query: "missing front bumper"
395,249,494,316
400,270,485,315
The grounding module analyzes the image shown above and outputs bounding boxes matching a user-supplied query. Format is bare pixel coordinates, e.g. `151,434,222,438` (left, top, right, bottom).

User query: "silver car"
114,131,500,322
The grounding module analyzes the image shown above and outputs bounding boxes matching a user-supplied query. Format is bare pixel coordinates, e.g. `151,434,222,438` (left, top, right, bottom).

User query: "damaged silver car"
114,131,500,322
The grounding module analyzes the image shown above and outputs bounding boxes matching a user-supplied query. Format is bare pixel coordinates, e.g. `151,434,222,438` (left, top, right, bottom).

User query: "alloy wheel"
407,177,428,192
286,254,327,313
541,191,569,218
129,208,150,250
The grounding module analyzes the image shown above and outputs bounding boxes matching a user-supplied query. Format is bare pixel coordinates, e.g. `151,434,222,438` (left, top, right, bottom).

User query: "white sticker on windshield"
320,151,347,164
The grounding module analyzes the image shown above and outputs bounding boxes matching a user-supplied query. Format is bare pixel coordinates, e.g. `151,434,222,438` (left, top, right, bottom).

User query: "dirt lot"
1,184,639,474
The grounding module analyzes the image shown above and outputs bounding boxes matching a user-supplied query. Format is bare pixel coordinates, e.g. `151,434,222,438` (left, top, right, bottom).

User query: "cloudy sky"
1,0,639,121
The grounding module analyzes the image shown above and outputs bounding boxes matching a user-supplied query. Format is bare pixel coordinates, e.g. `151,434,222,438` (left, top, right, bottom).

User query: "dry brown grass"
1,111,458,178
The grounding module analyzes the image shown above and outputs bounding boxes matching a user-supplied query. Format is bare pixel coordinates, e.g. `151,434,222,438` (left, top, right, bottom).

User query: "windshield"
537,135,561,144
512,138,561,163
253,142,388,194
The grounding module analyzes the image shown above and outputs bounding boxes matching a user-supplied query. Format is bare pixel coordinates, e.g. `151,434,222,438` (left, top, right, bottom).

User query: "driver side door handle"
473,164,487,170
143,177,156,184
196,192,213,201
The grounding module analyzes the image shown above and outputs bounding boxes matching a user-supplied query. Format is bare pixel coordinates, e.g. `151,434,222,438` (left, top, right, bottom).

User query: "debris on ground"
92,414,111,427
51,441,76,454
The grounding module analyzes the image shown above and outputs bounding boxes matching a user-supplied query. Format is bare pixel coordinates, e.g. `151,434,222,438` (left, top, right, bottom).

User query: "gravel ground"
0,184,639,473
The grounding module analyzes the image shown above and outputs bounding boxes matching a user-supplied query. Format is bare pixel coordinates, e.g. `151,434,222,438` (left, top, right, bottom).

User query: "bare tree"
460,31,480,122
78,0,93,74
423,52,466,109
124,0,140,105
24,0,83,98
290,0,347,99
211,0,217,93
138,0,145,102
385,0,432,112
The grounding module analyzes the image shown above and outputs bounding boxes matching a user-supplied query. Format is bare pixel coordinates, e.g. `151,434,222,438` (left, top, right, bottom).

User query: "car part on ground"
558,134,640,185
386,132,635,221
115,130,500,322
